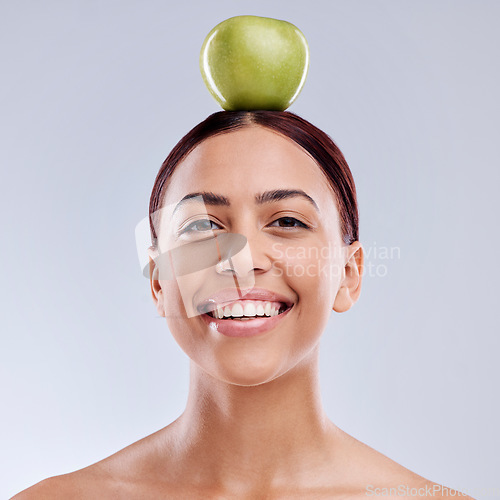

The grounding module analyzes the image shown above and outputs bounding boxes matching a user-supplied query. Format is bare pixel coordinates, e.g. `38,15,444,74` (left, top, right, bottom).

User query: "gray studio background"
1,1,499,498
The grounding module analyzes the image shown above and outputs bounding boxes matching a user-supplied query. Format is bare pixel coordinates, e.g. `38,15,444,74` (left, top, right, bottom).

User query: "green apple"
199,15,309,111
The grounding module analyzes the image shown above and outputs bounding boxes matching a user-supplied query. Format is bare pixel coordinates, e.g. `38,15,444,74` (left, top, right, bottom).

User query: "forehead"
163,125,337,213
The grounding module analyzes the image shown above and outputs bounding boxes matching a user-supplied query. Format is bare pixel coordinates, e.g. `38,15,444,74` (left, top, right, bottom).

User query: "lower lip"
200,306,294,338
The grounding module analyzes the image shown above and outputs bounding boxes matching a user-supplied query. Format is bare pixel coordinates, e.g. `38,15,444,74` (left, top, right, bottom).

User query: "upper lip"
197,287,295,314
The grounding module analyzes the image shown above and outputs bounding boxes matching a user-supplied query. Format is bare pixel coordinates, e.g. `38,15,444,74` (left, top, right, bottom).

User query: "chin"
219,374,279,388
212,356,284,387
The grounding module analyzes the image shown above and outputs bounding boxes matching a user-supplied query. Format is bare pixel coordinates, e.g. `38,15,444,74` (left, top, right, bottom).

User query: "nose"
215,229,273,278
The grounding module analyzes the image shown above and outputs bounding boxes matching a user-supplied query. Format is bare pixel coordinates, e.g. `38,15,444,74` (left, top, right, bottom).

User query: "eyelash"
179,216,310,235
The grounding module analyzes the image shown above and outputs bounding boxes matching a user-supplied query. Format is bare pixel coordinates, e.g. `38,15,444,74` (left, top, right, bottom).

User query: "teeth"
264,302,271,316
230,303,244,317
243,302,256,316
208,300,286,319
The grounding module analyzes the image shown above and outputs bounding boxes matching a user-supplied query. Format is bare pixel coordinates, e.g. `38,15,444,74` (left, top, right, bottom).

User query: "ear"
148,246,165,317
333,241,364,313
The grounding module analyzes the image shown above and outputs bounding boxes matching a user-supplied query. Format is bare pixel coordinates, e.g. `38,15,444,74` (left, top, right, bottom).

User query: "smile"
205,300,289,319
200,300,294,337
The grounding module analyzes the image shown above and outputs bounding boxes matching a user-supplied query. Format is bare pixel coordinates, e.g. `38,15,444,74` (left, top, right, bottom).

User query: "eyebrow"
172,189,320,215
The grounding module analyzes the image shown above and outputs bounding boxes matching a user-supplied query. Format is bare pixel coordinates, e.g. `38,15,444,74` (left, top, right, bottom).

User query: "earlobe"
148,254,165,318
333,241,364,313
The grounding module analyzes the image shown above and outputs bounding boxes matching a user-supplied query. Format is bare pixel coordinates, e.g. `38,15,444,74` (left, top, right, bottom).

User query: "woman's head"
148,111,363,386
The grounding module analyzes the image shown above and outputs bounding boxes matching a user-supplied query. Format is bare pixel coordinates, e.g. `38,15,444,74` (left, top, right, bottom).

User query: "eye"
178,216,310,236
178,218,221,235
269,217,310,229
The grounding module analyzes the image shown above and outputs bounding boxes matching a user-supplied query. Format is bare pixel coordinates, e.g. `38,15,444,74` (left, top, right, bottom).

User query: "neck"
167,345,337,493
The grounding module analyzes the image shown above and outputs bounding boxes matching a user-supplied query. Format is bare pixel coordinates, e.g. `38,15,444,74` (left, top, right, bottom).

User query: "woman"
13,111,470,499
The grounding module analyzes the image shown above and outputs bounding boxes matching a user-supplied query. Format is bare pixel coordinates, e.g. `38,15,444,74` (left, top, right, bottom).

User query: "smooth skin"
13,126,473,499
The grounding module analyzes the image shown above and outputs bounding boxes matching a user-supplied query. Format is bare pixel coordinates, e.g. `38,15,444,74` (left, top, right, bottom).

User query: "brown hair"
149,110,359,247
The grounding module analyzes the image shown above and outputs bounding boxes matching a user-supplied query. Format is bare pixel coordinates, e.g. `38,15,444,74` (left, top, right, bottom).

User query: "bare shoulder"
11,427,180,499
10,467,110,499
10,436,151,499
334,427,474,499
11,477,64,500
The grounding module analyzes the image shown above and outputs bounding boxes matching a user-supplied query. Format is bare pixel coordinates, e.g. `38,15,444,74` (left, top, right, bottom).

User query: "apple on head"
199,15,310,111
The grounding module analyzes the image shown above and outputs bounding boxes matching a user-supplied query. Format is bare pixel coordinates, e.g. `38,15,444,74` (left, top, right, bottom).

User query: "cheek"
160,274,226,370
160,265,215,319
267,243,341,356
160,279,186,318
272,240,342,307
160,280,193,348
162,283,207,366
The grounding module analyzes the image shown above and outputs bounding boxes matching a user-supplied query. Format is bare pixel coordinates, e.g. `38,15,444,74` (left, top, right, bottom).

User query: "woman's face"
150,125,362,386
